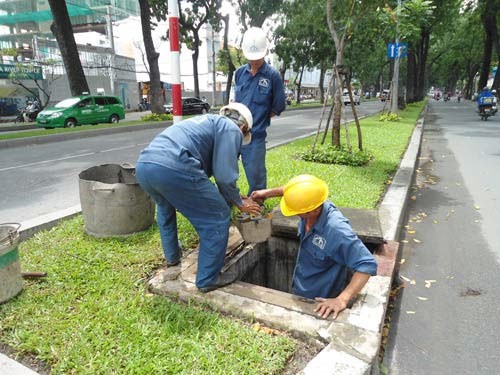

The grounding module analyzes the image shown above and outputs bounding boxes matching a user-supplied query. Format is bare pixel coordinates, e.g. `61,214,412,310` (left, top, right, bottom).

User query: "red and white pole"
168,0,182,122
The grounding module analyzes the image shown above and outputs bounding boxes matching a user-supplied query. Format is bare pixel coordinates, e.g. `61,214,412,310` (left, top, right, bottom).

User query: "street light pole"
106,6,115,95
390,0,402,113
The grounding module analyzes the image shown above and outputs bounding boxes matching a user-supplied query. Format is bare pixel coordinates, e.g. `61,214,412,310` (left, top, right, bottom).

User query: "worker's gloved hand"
239,198,261,216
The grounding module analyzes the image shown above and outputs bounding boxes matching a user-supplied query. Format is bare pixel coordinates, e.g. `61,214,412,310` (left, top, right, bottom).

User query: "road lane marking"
0,143,149,172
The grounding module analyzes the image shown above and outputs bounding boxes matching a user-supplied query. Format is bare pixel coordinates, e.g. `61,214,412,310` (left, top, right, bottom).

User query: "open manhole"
149,207,398,372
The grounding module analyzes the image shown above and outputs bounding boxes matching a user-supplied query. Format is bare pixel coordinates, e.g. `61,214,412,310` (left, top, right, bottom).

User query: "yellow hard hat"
280,174,328,216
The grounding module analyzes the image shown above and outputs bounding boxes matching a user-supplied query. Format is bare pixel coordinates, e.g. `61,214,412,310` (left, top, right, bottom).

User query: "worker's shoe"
166,260,180,267
198,272,238,293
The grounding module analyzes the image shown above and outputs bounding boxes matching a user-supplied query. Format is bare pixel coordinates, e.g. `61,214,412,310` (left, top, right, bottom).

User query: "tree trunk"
332,64,343,148
222,14,236,105
406,47,417,103
192,33,201,98
138,0,163,114
294,65,304,104
319,63,326,104
478,2,496,90
415,29,430,101
48,0,89,96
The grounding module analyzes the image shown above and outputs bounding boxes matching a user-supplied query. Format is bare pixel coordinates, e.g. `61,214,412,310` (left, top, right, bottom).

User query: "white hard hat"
242,27,268,60
220,102,253,145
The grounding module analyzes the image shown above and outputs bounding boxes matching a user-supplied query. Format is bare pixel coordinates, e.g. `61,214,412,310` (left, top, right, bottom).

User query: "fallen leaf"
400,275,411,282
413,238,422,243
410,195,417,201
417,296,428,301
474,205,480,210
433,220,438,224
410,280,416,285
407,230,416,234
401,240,409,243
474,220,480,223
406,311,416,314
400,258,406,264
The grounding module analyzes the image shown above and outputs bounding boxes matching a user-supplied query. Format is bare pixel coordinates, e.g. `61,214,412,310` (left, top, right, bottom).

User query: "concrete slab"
0,353,39,375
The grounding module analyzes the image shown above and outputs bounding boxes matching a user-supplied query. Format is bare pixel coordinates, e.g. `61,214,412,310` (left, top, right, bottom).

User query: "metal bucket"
235,214,272,244
0,223,23,303
78,164,155,238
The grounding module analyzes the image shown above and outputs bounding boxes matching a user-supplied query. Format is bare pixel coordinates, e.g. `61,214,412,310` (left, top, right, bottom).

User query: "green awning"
0,4,94,25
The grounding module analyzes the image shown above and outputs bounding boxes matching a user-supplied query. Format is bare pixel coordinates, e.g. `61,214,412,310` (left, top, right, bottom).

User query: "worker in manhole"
251,174,378,319
136,103,261,293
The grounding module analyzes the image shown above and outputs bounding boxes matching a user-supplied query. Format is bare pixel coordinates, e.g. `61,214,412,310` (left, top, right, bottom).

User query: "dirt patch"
281,338,323,374
460,288,482,297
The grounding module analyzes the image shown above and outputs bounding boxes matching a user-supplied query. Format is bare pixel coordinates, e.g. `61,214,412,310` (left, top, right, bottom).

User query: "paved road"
0,102,384,224
383,100,500,374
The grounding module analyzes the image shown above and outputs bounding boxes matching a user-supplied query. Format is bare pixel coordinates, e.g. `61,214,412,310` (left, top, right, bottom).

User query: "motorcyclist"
477,86,494,112
22,99,41,122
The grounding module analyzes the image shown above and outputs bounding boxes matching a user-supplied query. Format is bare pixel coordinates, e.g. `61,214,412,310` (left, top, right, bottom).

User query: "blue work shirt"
137,114,244,207
234,62,286,139
292,201,378,299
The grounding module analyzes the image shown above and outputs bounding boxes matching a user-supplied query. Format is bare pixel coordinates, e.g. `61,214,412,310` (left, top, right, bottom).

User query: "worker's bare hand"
239,198,261,215
250,190,266,204
314,297,347,320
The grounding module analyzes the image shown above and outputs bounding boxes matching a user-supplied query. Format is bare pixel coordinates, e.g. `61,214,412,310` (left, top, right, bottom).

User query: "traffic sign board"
387,43,408,59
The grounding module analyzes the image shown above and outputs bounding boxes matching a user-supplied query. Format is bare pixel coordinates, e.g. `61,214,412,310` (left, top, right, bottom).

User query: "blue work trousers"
135,162,230,288
240,136,267,195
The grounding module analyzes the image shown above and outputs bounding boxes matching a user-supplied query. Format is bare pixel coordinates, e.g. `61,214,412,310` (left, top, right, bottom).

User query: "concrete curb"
1,106,425,374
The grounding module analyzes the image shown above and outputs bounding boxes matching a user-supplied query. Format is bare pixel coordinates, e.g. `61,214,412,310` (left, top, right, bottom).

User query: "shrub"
298,145,373,167
379,112,402,122
141,113,173,121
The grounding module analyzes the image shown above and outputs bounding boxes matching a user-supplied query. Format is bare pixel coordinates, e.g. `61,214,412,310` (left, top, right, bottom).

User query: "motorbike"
14,103,41,123
478,104,493,121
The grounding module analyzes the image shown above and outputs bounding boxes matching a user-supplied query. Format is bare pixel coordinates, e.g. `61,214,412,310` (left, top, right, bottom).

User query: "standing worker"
136,103,261,293
235,27,286,195
251,175,378,319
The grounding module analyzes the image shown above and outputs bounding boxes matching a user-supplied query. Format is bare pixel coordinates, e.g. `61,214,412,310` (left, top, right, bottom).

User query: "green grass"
0,101,425,373
1,219,294,374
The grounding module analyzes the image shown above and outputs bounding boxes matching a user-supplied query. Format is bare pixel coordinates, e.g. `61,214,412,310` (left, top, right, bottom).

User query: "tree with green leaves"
138,0,163,114
232,0,285,29
326,0,382,149
151,0,222,99
47,0,89,96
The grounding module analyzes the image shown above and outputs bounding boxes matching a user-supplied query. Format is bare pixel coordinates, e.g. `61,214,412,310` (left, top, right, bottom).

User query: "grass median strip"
0,102,424,373
0,120,167,141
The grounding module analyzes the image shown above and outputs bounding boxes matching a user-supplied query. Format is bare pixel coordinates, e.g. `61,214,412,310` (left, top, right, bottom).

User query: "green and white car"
37,95,125,129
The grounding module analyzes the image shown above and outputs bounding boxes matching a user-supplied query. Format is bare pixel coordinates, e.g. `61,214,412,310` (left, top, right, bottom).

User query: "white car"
342,90,360,105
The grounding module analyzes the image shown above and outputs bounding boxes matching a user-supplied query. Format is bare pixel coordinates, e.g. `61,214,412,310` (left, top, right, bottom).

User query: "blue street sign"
387,43,408,59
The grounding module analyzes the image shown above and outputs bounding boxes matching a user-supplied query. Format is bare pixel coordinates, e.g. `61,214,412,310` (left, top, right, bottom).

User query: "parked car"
380,89,391,102
164,97,211,115
342,89,360,105
36,95,125,129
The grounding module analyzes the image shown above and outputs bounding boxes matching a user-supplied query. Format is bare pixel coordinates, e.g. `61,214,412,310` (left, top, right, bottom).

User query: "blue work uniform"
135,114,244,289
292,201,378,299
235,61,286,194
